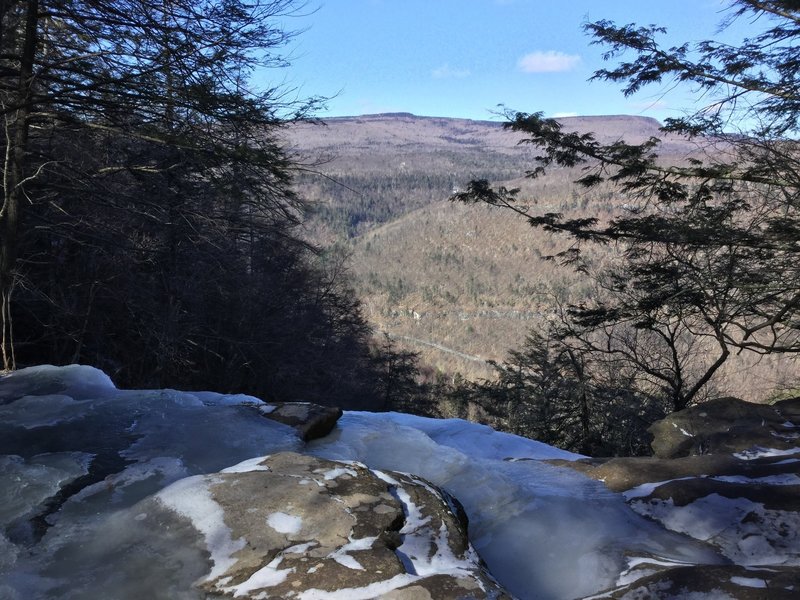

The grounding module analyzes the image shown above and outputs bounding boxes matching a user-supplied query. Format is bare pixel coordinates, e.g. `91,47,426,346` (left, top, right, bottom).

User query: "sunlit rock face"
648,396,800,459
9,365,800,599
159,452,509,599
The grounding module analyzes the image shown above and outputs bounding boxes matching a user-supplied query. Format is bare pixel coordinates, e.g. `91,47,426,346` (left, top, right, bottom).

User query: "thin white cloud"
551,112,579,118
517,51,581,73
432,64,471,79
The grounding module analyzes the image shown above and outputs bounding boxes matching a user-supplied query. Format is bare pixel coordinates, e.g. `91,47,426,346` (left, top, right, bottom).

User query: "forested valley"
291,1,800,455
4,0,800,458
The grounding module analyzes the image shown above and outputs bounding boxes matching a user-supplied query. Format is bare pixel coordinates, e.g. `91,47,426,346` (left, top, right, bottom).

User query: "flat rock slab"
558,452,800,494
261,403,343,441
648,396,800,459
156,452,510,599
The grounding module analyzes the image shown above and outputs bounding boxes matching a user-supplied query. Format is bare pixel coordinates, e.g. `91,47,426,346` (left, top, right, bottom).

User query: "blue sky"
272,0,763,122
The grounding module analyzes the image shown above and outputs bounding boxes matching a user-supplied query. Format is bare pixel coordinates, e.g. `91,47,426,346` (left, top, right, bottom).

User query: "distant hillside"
283,113,682,241
284,114,799,398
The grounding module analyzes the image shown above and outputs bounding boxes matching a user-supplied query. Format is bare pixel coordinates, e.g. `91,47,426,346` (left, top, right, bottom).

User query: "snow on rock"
565,396,800,598
307,412,723,600
156,452,508,599
589,565,800,599
3,366,800,599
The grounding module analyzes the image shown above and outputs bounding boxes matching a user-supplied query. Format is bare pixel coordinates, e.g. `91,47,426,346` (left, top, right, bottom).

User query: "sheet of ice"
0,368,307,600
118,390,302,474
190,391,268,407
0,394,94,429
0,452,93,526
734,447,800,460
309,412,724,600
0,367,736,600
70,457,188,506
730,576,767,588
0,364,116,403
373,411,583,461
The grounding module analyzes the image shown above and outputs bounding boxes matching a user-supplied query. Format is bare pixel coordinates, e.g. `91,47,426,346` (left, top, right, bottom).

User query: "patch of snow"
671,422,694,437
771,430,800,440
734,447,800,460
319,467,358,480
375,470,482,583
630,494,800,566
616,556,695,586
266,512,303,535
297,573,419,600
329,536,375,570
221,456,271,474
623,477,696,500
155,475,245,581
285,541,317,554
730,576,767,588
224,554,294,596
711,474,800,486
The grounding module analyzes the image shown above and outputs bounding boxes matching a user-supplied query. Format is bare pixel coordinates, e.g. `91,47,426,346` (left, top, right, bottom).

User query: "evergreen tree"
1,1,404,407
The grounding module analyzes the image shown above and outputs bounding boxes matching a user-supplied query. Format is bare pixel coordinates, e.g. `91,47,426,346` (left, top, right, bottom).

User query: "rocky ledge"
555,396,800,598
5,365,800,599
0,365,511,599
159,452,508,599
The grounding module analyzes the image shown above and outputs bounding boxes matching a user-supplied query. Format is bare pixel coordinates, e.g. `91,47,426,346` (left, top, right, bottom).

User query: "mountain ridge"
286,112,799,398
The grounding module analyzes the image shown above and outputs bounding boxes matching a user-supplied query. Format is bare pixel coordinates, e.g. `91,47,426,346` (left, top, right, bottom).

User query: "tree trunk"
1,0,38,370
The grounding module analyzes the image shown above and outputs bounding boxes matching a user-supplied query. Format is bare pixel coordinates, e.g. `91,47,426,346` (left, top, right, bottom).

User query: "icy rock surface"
306,413,725,599
0,366,738,599
563,397,800,598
